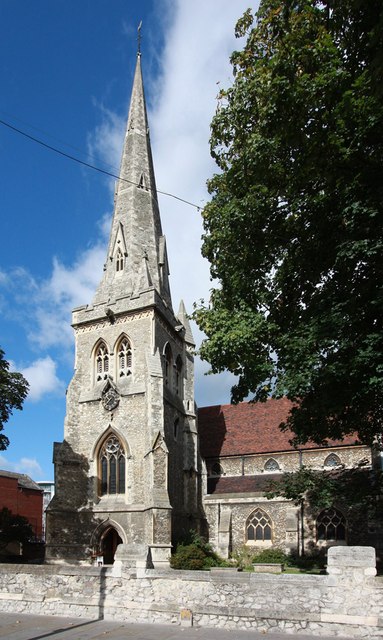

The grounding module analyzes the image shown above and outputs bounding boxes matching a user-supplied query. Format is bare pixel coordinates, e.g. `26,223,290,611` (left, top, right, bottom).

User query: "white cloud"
150,0,253,405
0,454,43,479
149,1,251,313
21,356,64,402
87,103,126,194
6,242,107,351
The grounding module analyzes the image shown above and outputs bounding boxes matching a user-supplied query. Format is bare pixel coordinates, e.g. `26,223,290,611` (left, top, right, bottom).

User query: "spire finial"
137,21,142,55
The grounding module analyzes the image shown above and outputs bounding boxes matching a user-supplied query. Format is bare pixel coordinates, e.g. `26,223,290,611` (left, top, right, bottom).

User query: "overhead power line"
0,118,201,211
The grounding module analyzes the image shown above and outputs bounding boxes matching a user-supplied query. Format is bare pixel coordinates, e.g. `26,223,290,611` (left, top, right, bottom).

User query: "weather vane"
137,21,142,54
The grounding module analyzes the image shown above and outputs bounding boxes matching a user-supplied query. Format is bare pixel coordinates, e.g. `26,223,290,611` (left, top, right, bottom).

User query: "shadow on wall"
46,439,121,567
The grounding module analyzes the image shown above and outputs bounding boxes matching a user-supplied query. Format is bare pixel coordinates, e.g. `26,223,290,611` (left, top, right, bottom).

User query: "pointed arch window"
164,343,173,388
96,342,109,382
99,435,126,496
246,509,272,542
118,337,132,377
174,355,183,396
317,508,346,541
116,248,124,272
264,458,280,472
210,462,224,477
324,453,341,468
174,418,179,441
137,172,148,190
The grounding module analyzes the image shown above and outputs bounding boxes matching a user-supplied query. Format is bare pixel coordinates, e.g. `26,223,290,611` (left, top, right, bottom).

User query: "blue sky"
0,0,256,480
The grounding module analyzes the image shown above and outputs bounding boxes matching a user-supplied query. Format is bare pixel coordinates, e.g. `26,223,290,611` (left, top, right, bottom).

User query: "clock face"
102,387,120,411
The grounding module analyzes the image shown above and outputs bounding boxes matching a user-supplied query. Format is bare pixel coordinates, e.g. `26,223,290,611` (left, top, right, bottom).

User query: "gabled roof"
198,398,360,458
0,469,42,492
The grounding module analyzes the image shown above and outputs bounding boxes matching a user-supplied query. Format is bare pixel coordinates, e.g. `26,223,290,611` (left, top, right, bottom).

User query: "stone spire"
93,53,172,309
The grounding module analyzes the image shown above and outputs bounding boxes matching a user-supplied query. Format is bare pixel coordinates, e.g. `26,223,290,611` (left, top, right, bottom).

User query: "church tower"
46,53,202,566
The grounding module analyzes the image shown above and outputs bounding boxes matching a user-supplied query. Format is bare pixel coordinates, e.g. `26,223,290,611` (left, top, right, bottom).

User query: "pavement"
0,613,355,640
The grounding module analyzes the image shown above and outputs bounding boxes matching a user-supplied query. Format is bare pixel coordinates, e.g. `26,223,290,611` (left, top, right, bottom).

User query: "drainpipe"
298,449,304,556
300,499,305,557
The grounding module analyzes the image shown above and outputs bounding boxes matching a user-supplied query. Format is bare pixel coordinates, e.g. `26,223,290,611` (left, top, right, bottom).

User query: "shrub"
286,548,326,571
252,548,288,564
170,544,206,570
170,530,229,570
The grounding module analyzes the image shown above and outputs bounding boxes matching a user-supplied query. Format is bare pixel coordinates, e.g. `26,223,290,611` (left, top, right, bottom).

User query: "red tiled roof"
207,474,281,495
197,398,360,458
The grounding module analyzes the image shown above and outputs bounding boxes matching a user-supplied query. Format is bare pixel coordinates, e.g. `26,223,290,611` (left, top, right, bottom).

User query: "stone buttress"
45,53,203,566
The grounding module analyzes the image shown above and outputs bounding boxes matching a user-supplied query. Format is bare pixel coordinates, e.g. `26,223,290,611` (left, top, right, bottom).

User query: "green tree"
0,348,29,450
193,1,383,445
0,507,33,552
265,463,383,534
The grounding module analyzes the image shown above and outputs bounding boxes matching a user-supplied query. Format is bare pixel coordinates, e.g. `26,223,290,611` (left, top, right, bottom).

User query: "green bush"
170,530,229,570
252,548,288,564
286,548,326,571
170,544,207,570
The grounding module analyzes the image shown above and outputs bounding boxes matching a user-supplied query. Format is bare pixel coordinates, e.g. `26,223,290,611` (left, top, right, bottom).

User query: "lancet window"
118,337,132,377
174,356,183,396
96,342,109,382
116,248,124,272
246,509,272,542
164,344,173,387
99,435,126,496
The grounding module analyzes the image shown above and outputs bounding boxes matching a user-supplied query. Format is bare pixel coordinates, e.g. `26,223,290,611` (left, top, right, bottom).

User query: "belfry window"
116,248,124,272
96,343,109,382
246,509,272,542
118,338,132,377
99,435,126,496
317,508,346,542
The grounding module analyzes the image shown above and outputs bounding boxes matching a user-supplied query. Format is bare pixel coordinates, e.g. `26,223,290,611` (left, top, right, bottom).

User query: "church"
46,52,377,567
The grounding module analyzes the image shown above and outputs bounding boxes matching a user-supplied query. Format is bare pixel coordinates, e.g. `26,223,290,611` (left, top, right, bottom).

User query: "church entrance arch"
101,527,122,565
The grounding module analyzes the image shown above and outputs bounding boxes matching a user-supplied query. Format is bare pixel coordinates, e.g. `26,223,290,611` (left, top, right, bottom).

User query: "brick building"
0,470,43,540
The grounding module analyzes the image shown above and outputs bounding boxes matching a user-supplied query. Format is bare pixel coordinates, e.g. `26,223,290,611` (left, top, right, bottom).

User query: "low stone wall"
0,547,382,638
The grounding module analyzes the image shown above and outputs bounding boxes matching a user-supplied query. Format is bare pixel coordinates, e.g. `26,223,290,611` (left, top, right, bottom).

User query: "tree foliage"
193,0,383,445
0,507,33,551
0,348,29,450
266,464,383,517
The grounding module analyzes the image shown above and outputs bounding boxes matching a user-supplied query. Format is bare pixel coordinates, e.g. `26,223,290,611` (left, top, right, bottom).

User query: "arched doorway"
101,527,122,564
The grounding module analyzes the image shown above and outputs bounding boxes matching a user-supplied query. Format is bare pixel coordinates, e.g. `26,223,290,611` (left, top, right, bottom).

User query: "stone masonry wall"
0,548,382,638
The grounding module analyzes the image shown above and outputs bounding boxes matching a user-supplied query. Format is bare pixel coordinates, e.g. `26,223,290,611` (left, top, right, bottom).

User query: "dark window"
210,462,224,476
116,248,124,272
164,344,172,387
96,343,109,382
174,356,183,396
317,508,346,541
99,435,126,496
118,338,132,377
